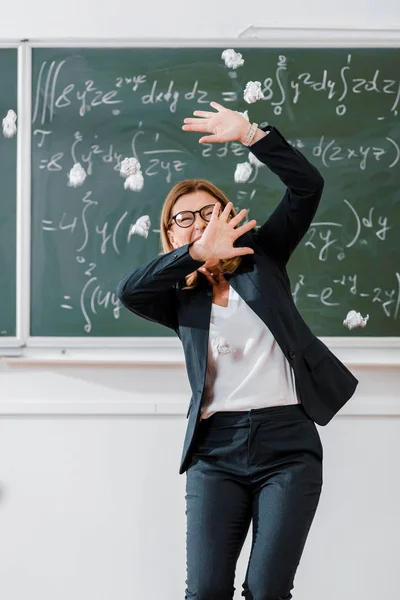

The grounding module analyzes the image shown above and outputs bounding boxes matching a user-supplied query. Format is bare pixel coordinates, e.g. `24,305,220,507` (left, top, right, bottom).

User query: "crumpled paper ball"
129,215,151,238
68,163,87,187
2,109,17,138
244,81,265,104
120,157,144,192
234,162,253,183
248,152,264,168
211,337,232,359
124,171,144,191
221,49,244,69
343,310,370,330
120,157,141,178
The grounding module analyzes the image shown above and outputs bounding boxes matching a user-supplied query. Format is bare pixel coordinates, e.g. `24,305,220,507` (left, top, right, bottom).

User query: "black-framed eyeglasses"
169,204,216,228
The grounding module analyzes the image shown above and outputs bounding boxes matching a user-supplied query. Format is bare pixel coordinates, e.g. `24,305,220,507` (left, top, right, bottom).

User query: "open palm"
182,101,249,144
192,202,257,261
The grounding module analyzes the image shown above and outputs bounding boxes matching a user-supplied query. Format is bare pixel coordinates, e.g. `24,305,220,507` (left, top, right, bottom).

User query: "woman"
117,102,358,600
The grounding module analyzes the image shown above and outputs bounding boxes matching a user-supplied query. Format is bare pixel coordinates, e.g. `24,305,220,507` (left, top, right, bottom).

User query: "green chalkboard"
30,47,400,337
0,49,17,338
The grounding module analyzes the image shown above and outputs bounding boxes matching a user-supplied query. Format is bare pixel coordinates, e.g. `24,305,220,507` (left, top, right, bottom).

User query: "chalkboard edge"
26,29,400,48
0,336,399,366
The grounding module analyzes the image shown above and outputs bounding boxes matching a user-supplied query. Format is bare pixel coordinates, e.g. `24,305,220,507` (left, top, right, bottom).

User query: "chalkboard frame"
0,42,21,352
2,34,400,364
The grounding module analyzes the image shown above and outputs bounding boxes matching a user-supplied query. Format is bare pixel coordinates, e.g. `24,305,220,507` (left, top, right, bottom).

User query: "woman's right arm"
116,244,205,331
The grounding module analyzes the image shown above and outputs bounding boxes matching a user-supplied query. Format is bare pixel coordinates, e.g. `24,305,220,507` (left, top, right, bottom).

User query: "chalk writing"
28,47,400,335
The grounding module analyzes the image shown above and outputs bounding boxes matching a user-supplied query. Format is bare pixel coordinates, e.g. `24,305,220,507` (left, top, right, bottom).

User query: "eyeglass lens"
174,204,215,228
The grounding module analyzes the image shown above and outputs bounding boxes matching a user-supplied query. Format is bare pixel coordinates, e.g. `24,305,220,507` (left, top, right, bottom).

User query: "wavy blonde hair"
160,179,242,289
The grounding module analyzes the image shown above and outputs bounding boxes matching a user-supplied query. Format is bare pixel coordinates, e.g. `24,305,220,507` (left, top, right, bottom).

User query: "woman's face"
167,190,218,250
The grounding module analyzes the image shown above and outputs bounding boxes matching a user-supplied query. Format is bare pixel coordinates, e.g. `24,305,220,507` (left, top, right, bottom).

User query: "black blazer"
117,126,358,474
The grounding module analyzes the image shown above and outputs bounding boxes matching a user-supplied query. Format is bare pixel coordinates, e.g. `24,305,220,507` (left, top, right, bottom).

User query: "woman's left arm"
182,102,324,267
248,126,324,266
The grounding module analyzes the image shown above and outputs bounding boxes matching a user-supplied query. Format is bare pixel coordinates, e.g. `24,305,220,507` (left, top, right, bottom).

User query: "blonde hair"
160,179,242,289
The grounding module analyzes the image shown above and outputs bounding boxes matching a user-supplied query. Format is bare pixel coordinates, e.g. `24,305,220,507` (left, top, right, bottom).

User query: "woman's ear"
167,229,178,249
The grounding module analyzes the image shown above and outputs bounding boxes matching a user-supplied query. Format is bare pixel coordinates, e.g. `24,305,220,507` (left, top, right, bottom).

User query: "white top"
200,286,300,419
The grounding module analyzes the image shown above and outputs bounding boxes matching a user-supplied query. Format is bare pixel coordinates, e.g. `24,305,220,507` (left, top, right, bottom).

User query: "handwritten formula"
30,47,400,336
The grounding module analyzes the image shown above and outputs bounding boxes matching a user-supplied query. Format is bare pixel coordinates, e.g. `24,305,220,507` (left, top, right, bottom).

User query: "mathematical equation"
34,127,188,184
61,265,400,336
61,271,121,334
292,272,400,320
33,125,400,184
305,198,391,262
200,135,400,172
31,50,399,333
32,52,400,121
41,190,141,256
260,54,399,118
41,184,397,333
43,189,127,333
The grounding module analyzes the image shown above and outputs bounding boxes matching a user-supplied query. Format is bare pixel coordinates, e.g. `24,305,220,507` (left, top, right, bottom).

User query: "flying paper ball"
248,152,264,168
221,49,244,69
211,336,232,359
2,109,17,138
129,215,151,238
234,162,253,183
120,157,144,191
68,163,87,187
124,171,144,192
244,81,265,104
120,157,141,178
343,310,370,330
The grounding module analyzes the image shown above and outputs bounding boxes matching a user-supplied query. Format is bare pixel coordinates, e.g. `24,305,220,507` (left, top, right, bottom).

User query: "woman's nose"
193,213,207,230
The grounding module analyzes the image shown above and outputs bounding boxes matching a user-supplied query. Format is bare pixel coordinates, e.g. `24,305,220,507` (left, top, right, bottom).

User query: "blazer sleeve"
246,125,324,267
116,244,205,331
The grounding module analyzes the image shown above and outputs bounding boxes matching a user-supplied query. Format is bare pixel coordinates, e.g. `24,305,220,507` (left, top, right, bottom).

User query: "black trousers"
185,404,323,600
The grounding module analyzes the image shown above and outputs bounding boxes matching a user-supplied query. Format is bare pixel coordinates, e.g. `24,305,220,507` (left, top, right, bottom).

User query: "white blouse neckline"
211,286,239,319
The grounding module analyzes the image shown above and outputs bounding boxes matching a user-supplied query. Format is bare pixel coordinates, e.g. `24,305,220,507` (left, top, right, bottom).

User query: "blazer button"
288,350,296,360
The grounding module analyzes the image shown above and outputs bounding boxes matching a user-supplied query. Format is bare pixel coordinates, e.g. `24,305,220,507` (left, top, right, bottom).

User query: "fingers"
210,101,225,112
193,110,215,117
231,246,255,257
218,201,234,223
198,266,217,285
207,203,255,234
182,122,209,133
193,102,224,115
183,117,208,125
233,219,258,237
210,202,221,220
229,208,249,228
198,135,220,144
182,116,220,141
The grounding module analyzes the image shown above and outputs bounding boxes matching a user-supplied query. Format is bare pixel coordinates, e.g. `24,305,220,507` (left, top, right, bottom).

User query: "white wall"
0,361,399,600
0,0,400,39
1,3,400,600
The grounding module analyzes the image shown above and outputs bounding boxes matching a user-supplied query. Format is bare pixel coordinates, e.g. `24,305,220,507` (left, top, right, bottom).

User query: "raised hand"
182,101,250,144
189,202,257,262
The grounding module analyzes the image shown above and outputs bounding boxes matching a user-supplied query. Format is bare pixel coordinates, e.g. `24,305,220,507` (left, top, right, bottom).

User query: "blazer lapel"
228,259,285,345
178,256,285,401
177,282,212,397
